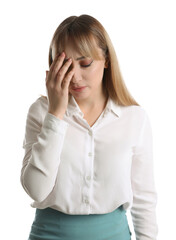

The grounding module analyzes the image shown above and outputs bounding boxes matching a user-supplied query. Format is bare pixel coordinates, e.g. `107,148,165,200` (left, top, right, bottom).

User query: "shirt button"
85,199,89,204
86,176,91,181
88,131,93,136
88,152,92,157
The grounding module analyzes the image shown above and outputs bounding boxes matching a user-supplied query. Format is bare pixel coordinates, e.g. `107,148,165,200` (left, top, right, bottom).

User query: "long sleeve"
131,110,158,240
20,99,69,202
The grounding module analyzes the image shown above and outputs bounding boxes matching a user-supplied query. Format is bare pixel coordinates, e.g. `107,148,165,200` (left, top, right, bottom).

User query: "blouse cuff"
43,112,69,134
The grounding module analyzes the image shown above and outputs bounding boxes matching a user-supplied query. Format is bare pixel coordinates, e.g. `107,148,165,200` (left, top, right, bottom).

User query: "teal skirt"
28,205,132,240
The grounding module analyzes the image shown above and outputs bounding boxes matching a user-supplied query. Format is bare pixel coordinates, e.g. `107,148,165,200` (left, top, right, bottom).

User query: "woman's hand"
45,52,74,119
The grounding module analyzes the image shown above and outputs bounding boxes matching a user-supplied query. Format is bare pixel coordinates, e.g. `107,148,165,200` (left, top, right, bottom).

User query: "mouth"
72,86,86,92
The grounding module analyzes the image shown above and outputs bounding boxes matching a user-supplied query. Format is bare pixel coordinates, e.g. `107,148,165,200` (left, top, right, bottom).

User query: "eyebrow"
76,56,85,60
65,56,86,61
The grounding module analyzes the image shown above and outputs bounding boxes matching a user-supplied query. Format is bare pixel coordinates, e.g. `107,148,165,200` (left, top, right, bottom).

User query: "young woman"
21,14,158,240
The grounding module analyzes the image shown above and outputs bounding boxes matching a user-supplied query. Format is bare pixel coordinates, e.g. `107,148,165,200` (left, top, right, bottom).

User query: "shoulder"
27,95,48,122
29,95,48,109
121,104,148,119
119,104,151,130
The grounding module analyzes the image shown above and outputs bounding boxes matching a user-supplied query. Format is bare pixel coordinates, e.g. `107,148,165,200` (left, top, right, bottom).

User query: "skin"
45,42,108,121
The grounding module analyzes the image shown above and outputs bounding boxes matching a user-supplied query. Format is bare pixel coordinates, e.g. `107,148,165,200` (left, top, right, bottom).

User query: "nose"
70,65,82,84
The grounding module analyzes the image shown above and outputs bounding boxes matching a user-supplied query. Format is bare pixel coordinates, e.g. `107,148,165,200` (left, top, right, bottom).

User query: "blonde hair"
42,14,139,106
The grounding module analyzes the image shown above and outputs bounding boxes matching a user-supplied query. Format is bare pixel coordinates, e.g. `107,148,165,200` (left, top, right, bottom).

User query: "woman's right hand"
45,52,74,119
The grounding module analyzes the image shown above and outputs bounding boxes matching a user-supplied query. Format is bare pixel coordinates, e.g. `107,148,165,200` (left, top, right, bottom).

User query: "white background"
0,0,175,239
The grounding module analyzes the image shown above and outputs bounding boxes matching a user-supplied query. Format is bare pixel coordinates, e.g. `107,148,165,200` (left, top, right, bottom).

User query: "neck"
76,90,108,113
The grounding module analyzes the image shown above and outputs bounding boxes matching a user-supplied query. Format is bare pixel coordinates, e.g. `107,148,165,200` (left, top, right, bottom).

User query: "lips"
72,86,85,90
71,86,86,92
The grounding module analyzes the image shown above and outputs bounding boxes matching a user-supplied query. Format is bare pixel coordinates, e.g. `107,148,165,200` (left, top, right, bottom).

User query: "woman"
21,14,158,240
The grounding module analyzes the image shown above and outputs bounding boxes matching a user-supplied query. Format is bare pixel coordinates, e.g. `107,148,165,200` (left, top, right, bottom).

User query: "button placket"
88,152,92,157
84,174,92,188
84,196,89,204
82,129,94,206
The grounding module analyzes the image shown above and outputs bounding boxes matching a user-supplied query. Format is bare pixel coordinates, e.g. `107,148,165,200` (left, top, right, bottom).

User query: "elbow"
21,176,50,202
20,166,51,202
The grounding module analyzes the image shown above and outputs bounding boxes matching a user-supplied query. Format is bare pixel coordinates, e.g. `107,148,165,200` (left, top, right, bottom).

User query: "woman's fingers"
55,58,73,88
50,52,66,79
45,51,74,119
45,70,49,79
49,52,64,73
46,50,75,94
47,55,64,86
45,52,64,85
46,52,73,88
62,70,74,90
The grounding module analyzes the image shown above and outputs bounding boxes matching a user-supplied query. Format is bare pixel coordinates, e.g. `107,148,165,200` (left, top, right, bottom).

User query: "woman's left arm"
131,109,158,240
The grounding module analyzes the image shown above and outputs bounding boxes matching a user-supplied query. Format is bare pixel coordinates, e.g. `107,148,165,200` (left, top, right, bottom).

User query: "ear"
104,57,109,68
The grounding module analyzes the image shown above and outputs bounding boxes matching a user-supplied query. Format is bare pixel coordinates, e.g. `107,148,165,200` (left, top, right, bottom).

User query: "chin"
69,90,90,100
72,94,89,100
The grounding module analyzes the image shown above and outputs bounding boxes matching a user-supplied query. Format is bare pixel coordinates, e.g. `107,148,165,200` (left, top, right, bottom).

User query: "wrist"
48,111,65,120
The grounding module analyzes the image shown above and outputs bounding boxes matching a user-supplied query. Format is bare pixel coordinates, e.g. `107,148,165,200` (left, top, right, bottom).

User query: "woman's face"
63,43,107,102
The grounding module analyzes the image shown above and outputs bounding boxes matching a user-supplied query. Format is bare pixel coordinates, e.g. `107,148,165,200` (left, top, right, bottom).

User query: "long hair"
44,14,139,106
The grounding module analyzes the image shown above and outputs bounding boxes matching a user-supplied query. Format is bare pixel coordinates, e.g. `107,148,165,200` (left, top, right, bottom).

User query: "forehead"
63,41,105,60
64,44,84,59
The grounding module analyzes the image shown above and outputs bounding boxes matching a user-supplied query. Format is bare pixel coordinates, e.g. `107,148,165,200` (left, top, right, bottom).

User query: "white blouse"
21,95,158,240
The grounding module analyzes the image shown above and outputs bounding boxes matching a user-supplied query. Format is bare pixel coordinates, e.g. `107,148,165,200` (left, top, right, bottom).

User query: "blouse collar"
65,95,121,118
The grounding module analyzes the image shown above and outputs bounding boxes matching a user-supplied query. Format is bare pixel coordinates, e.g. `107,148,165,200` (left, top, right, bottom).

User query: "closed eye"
81,60,93,68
